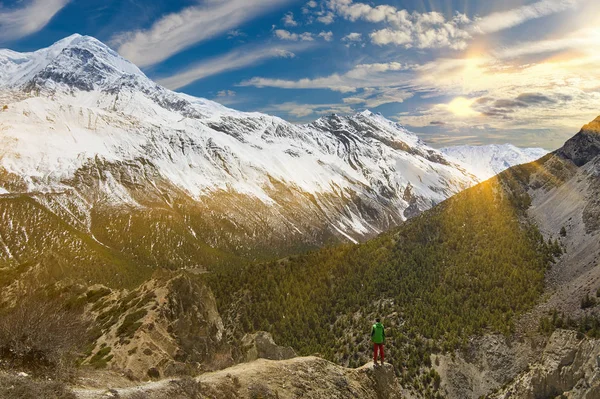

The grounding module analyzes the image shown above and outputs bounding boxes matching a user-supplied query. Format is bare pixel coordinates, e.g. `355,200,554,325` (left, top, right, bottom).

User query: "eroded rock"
241,331,296,362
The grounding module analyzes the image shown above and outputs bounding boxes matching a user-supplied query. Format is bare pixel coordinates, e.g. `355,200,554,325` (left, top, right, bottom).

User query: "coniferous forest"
207,171,558,394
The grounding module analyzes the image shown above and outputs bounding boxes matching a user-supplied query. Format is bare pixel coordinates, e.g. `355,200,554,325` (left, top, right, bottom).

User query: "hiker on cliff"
371,318,385,366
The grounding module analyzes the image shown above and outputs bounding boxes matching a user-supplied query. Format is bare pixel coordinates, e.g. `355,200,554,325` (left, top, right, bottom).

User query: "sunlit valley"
0,1,600,398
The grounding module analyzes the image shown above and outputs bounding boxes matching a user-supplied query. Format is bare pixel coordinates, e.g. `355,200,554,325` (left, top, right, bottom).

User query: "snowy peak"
0,34,146,91
0,34,82,87
441,144,549,180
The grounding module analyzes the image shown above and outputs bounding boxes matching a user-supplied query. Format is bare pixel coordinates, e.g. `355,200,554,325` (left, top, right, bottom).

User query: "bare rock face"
557,116,600,167
490,330,600,399
433,334,536,399
240,331,296,362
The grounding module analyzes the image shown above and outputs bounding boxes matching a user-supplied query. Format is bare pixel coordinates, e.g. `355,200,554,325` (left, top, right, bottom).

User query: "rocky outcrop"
241,331,296,362
490,330,600,399
433,334,537,399
557,116,600,167
73,357,407,399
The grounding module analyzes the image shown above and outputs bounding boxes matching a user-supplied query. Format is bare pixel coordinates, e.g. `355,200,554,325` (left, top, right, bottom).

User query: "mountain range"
1,34,591,399
0,34,543,276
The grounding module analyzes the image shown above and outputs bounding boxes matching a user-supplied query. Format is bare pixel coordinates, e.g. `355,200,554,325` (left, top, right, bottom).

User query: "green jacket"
371,322,385,344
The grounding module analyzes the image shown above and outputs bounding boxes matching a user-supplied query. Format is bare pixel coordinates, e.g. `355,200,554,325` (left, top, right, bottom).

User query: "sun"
446,97,479,117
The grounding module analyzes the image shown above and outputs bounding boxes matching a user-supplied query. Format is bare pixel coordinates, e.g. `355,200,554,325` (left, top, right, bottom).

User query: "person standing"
371,318,385,366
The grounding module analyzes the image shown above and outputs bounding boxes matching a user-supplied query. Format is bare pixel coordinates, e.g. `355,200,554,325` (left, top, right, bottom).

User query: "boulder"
241,331,296,362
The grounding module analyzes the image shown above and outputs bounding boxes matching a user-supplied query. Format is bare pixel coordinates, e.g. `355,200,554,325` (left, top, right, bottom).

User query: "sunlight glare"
447,97,479,117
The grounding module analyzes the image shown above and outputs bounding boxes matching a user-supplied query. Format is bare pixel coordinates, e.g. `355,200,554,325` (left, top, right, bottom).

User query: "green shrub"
89,346,113,369
117,309,147,338
581,293,596,309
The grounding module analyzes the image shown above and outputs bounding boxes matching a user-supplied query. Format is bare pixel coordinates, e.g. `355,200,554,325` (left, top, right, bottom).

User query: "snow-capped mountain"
441,144,549,180
0,35,478,269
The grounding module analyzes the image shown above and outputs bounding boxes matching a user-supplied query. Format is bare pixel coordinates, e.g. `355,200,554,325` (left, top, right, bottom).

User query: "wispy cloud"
472,0,581,34
492,27,600,59
240,61,414,93
157,42,312,90
263,101,355,118
0,0,70,42
112,0,293,68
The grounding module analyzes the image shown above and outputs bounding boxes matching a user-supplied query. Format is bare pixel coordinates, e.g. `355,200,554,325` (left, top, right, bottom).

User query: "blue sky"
1,0,600,149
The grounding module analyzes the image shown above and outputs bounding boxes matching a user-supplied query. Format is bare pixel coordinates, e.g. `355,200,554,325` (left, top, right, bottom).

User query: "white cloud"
157,43,307,90
327,0,472,50
343,87,414,108
369,28,411,46
302,0,318,15
242,74,356,93
274,29,314,41
217,90,237,97
318,31,334,41
0,0,70,42
492,27,600,59
326,0,582,51
112,0,293,68
472,0,581,34
317,11,335,24
342,32,362,42
283,12,298,27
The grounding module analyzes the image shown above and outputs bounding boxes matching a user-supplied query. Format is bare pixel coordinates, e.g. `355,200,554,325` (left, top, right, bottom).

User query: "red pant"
373,343,384,363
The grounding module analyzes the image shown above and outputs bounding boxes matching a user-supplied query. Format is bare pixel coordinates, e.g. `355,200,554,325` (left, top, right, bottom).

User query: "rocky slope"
73,357,404,399
489,330,600,399
432,116,600,398
441,144,548,180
